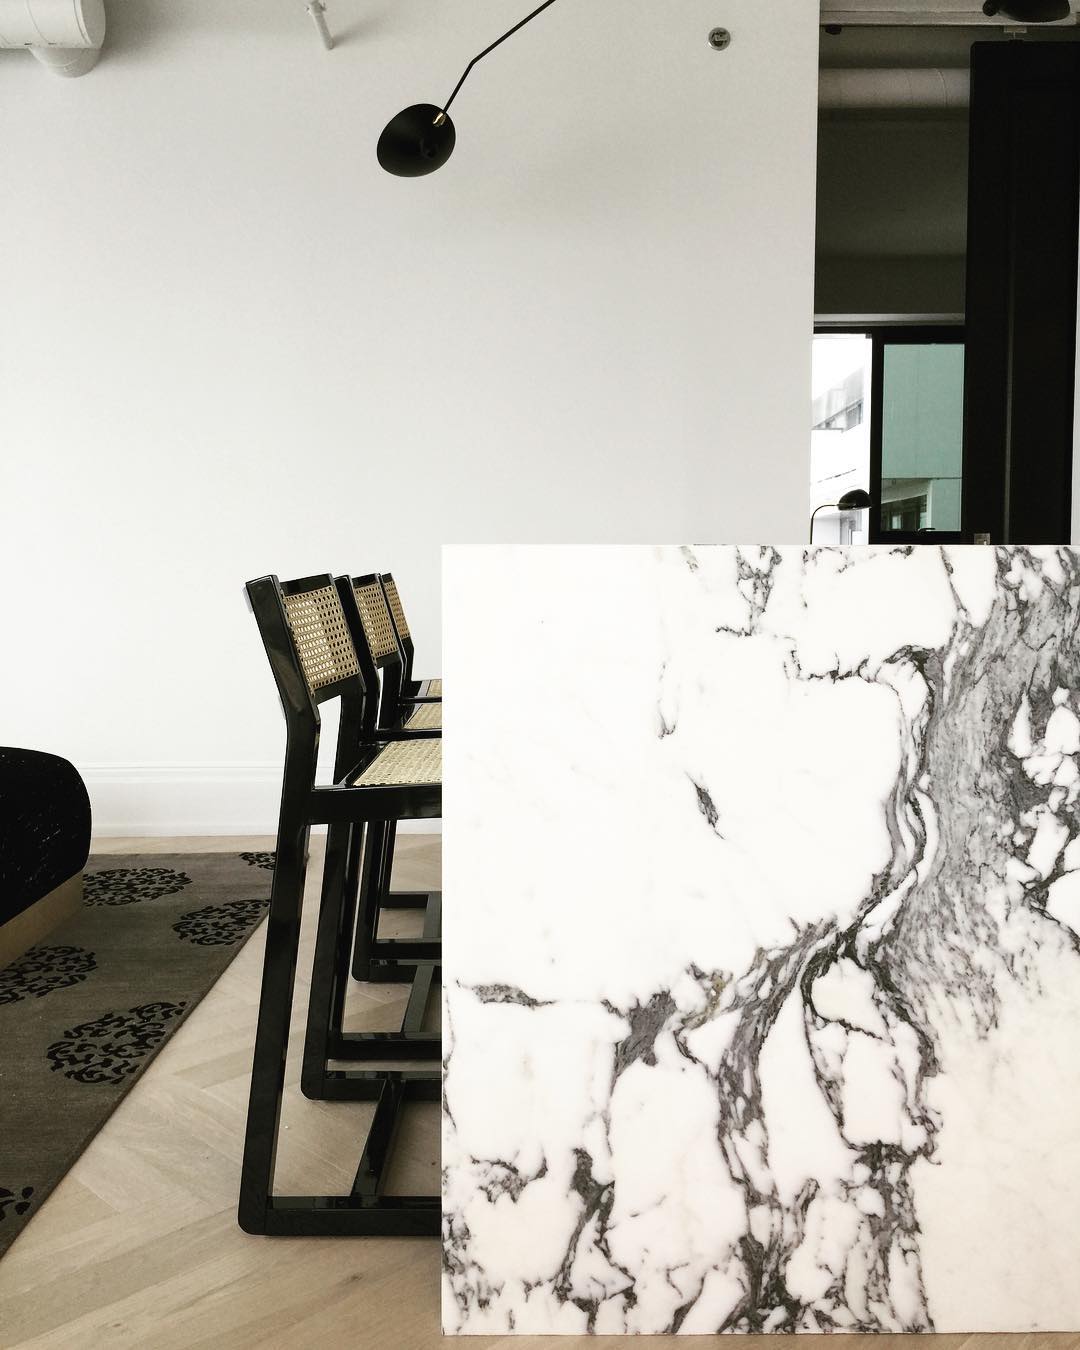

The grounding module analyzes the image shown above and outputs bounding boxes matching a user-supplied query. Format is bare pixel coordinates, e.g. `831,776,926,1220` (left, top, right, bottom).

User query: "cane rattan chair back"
282,582,360,695
380,573,441,697
246,573,376,755
380,573,410,640
379,572,414,675
351,575,402,671
336,574,412,731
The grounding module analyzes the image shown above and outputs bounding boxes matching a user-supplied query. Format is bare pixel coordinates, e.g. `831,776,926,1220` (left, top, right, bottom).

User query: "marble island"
442,545,1080,1336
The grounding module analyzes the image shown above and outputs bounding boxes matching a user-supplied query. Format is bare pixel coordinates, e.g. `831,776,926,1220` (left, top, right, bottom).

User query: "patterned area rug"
0,851,273,1259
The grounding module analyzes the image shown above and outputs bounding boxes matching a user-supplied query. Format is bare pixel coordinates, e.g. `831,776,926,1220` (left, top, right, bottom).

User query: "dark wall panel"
963,43,1080,544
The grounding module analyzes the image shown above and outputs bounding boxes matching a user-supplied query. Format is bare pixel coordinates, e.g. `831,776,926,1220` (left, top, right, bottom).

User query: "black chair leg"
351,820,388,981
378,820,398,908
352,819,441,984
300,821,356,1100
366,820,413,983
324,891,442,1081
331,820,364,1030
238,811,311,1236
303,825,441,1099
257,1070,441,1236
239,812,440,1235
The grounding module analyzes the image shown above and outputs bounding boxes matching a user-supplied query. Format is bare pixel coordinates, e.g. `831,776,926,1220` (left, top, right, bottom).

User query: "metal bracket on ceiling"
304,0,334,50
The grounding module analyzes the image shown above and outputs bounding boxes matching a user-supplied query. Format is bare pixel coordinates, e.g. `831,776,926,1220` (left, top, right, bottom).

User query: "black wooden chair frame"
342,575,442,987
239,573,440,1237
299,574,442,1108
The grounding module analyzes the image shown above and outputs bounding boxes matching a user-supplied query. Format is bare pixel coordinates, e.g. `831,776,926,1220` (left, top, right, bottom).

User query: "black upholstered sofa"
0,748,91,967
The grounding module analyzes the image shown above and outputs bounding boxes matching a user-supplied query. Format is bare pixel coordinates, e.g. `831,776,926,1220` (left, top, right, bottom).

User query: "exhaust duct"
0,0,105,76
819,67,970,111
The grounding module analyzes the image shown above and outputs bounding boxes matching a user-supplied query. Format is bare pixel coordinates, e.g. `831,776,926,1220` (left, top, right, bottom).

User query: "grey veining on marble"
442,545,1080,1335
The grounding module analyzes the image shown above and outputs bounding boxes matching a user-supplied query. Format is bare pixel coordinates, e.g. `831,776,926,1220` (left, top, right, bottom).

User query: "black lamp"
809,488,872,543
982,0,1071,19
378,0,559,176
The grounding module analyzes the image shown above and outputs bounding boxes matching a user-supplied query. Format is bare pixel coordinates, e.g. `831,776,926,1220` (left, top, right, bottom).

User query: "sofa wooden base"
0,873,83,970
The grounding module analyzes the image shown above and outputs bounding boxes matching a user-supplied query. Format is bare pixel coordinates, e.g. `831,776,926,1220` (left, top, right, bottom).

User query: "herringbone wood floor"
1,836,1077,1350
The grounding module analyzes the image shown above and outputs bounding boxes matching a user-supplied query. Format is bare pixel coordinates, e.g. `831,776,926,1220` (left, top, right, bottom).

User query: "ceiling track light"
819,5,1075,24
982,0,1072,18
377,0,559,176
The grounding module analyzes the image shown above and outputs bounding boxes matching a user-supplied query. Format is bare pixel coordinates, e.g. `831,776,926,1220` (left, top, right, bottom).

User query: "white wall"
0,0,820,834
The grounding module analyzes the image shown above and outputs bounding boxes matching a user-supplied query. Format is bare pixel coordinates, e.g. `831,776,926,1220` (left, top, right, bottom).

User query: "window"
812,326,964,544
879,340,964,535
810,334,872,544
881,489,929,533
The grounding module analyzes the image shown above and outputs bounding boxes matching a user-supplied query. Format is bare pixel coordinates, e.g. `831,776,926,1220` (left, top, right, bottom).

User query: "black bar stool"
239,573,440,1237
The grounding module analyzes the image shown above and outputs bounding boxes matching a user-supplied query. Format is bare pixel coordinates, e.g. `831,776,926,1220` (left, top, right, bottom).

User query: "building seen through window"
810,334,872,544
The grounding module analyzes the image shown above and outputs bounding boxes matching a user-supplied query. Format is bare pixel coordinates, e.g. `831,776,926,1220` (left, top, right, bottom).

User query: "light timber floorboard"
0,836,1077,1349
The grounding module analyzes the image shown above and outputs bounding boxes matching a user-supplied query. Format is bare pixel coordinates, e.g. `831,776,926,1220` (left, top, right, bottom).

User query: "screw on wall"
708,27,731,50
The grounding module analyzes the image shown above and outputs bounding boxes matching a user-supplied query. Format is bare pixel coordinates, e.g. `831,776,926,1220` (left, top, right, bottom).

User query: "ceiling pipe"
819,67,970,110
0,0,105,77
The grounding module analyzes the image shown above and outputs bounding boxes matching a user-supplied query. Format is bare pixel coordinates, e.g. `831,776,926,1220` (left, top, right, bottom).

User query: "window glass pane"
810,334,872,545
880,342,964,534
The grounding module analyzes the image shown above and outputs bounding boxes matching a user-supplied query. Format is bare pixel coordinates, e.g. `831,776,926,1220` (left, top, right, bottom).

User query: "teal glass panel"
880,343,964,533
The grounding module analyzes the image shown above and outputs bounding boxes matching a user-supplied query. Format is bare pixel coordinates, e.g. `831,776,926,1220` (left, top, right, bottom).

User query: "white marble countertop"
442,544,1080,1336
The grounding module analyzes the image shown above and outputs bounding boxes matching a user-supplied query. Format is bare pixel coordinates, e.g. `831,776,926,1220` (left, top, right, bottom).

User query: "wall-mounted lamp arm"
436,0,560,122
378,0,561,175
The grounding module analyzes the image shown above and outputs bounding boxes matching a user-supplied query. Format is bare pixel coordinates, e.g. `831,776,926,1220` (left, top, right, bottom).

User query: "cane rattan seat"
404,701,442,730
420,678,442,696
352,737,441,787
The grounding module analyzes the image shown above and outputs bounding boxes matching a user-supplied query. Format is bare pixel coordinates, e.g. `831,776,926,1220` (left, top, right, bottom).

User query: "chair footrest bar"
259,1197,439,1237
384,890,440,910
330,1031,441,1061
245,1073,440,1235
371,937,440,961
365,960,441,984
319,1068,440,1101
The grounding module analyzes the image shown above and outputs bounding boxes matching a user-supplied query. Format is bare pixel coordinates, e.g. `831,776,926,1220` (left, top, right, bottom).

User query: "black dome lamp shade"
982,0,1071,19
837,488,872,512
377,104,456,177
809,488,872,543
377,0,559,177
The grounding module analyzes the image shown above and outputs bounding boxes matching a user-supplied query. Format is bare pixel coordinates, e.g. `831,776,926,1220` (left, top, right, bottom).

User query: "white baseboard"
80,764,442,838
